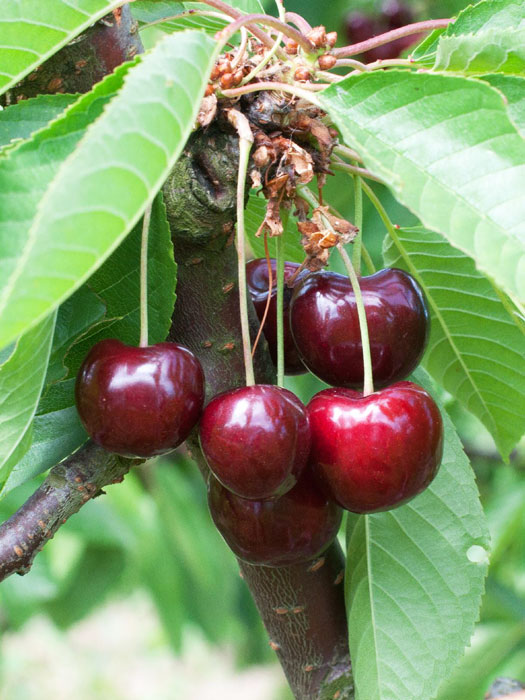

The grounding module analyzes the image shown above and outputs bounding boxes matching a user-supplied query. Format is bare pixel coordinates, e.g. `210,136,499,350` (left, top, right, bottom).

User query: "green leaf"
0,0,130,95
0,312,56,482
318,71,525,302
245,191,305,263
434,29,525,75
383,226,525,459
446,0,525,34
133,2,229,35
481,75,525,137
414,0,525,67
0,407,87,497
0,30,218,351
0,94,78,149
345,367,490,700
64,192,177,376
0,61,137,350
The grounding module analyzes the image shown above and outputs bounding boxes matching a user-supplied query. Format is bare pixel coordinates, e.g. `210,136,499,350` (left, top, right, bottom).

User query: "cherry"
208,471,342,566
75,339,205,458
290,268,429,389
345,11,380,46
199,384,310,500
246,258,307,375
307,381,443,513
345,3,419,62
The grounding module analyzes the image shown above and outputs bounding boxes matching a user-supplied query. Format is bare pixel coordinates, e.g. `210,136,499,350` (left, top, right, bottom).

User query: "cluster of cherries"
75,257,443,569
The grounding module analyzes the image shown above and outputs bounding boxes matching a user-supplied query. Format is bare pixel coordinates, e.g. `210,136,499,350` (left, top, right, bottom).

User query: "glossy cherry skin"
307,382,443,513
208,471,342,566
246,258,307,375
290,268,429,389
75,339,205,458
199,384,311,500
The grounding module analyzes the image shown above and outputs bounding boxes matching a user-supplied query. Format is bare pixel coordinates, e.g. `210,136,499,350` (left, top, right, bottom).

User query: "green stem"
232,116,255,387
338,244,374,396
361,179,399,242
361,244,377,275
139,203,152,348
352,175,363,273
276,208,289,388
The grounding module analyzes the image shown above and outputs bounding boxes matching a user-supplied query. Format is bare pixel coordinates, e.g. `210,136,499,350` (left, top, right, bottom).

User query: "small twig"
231,27,249,69
139,9,232,31
333,18,451,57
197,0,277,50
284,12,312,35
216,13,314,55
335,58,368,71
221,80,325,101
333,144,363,162
331,159,384,184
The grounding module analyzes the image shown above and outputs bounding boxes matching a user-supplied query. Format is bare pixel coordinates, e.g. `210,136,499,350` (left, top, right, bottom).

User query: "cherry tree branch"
0,442,136,580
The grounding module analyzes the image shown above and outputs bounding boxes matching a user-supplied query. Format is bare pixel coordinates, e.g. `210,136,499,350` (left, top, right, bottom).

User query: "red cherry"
208,472,342,566
246,258,307,375
381,0,413,29
199,384,310,500
345,11,381,46
307,382,443,513
75,339,204,458
290,268,429,389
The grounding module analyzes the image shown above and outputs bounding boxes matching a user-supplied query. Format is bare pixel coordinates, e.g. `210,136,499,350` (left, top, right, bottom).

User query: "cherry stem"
361,178,399,244
197,0,277,50
251,226,271,359
229,109,255,386
332,18,451,57
337,244,374,396
284,12,312,34
276,211,289,389
139,9,231,31
242,26,284,84
216,13,314,55
139,203,152,348
333,144,363,162
335,58,367,71
331,158,384,184
220,81,325,101
352,175,363,273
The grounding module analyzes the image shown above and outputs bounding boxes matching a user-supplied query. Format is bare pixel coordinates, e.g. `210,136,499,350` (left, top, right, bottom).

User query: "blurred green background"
1,1,524,699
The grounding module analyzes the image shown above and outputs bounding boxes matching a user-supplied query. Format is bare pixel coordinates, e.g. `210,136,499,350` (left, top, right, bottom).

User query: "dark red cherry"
345,11,380,46
290,268,429,389
246,258,307,375
208,471,342,566
199,384,310,500
307,381,443,513
75,339,204,458
381,0,413,29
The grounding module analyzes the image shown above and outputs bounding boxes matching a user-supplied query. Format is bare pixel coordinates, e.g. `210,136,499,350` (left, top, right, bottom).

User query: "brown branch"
0,442,137,580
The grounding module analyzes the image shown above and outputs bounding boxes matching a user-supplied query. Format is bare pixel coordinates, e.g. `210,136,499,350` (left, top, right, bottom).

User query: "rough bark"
0,7,141,106
0,442,137,579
